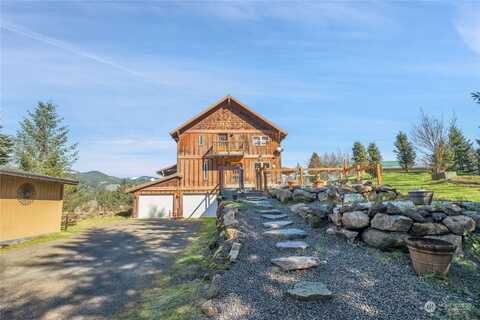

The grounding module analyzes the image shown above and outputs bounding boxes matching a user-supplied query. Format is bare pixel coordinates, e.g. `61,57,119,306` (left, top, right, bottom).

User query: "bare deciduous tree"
411,111,452,177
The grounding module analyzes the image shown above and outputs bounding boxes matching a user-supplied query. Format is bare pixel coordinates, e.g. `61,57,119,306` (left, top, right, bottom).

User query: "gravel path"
212,198,469,320
0,219,201,320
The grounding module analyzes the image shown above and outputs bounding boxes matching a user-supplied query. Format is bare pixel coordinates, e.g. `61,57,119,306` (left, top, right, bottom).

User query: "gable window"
253,136,268,146
254,162,270,170
203,160,209,181
198,135,204,146
218,133,228,142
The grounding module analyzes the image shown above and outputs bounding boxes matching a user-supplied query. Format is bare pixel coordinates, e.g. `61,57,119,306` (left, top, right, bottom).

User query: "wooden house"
0,168,78,243
127,95,287,219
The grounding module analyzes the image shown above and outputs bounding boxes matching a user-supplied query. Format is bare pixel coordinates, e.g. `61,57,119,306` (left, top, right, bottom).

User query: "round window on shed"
17,183,37,205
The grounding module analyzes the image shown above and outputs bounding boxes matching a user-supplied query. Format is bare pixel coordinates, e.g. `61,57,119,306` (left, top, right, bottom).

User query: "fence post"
376,163,383,186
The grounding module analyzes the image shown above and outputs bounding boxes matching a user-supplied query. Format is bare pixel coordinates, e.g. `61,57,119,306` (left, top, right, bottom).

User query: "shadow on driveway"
0,219,201,320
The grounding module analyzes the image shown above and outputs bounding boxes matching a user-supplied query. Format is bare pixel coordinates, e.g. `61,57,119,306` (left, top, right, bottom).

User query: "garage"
182,193,218,218
138,195,174,219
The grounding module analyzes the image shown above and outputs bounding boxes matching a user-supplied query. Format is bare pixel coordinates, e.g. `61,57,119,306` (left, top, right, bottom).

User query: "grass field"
0,214,130,252
382,172,480,202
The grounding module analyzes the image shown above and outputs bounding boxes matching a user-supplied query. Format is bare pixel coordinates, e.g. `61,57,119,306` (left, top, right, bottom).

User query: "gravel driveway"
211,199,472,320
0,219,201,320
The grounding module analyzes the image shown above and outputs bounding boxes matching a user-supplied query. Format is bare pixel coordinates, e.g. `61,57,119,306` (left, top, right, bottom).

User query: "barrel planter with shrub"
406,237,456,276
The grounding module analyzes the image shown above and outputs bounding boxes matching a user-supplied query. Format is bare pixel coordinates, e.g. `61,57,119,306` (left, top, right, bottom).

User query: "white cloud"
454,4,480,55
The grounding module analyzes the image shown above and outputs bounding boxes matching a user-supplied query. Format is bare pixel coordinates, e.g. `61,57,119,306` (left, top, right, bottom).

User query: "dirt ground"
0,219,201,320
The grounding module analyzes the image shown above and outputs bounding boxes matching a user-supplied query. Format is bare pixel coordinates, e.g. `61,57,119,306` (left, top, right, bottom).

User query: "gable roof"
125,173,180,193
156,164,177,177
169,95,287,140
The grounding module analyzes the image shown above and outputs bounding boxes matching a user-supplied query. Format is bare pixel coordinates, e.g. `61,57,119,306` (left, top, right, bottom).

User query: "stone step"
287,281,333,301
271,256,324,271
258,209,283,215
263,220,293,229
261,214,289,220
263,228,308,240
275,241,309,250
246,196,269,201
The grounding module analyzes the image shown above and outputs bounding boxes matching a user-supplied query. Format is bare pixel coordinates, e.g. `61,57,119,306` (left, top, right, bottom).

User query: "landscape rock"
410,223,449,236
343,193,365,204
263,220,293,229
228,242,242,262
402,208,427,223
442,215,476,235
206,274,223,299
328,212,343,226
289,203,310,217
276,189,293,202
341,211,370,230
431,211,447,223
263,228,308,240
223,208,238,228
462,211,480,232
258,209,283,215
271,256,323,271
440,203,463,216
287,281,333,301
361,228,408,250
371,213,413,232
336,228,359,240
201,300,218,317
368,202,388,216
275,241,309,250
385,200,415,214
292,189,316,202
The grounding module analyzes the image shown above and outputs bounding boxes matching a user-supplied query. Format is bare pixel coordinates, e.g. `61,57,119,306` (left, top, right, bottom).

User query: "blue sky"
1,1,479,177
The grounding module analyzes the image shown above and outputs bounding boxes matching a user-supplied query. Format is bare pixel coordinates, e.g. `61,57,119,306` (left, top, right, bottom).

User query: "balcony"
208,140,247,158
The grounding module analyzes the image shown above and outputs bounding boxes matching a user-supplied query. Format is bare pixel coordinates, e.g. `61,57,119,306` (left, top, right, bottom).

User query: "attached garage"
138,194,174,219
182,193,217,218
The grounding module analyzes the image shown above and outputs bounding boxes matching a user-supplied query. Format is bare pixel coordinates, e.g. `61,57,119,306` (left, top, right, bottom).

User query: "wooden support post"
263,170,268,192
219,164,224,194
376,163,383,186
239,166,244,191
299,167,304,186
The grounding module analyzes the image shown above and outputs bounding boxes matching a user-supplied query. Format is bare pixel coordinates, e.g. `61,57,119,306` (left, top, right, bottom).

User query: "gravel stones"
275,241,309,250
341,211,370,230
263,220,294,229
287,281,333,301
271,256,323,271
371,213,413,232
263,228,308,240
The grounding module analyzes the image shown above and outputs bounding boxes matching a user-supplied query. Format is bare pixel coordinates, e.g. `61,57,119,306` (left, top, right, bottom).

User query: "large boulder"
341,211,370,230
343,193,365,204
462,211,480,232
438,203,463,216
442,215,476,236
289,203,310,217
385,200,415,214
371,213,413,232
276,189,293,203
328,212,343,226
368,202,388,217
308,203,335,218
361,228,408,250
292,189,316,202
410,222,449,236
402,208,427,223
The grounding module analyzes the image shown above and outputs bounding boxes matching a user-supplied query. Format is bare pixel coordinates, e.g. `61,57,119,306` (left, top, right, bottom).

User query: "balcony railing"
210,140,247,157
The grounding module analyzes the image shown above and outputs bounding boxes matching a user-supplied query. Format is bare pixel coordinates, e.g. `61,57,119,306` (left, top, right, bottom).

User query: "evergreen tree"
448,121,476,174
472,91,480,104
367,143,382,163
308,152,322,168
15,101,78,177
0,126,14,165
393,131,416,171
352,142,368,165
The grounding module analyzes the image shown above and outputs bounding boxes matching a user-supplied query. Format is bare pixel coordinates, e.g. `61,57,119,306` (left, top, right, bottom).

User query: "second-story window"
253,136,268,146
198,134,204,146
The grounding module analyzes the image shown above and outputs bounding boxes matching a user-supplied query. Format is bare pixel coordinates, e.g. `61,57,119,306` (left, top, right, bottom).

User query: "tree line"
308,92,480,177
0,101,132,214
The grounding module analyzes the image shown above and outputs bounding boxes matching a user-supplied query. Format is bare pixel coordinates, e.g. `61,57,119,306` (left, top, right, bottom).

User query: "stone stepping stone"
275,241,309,250
263,220,293,229
287,281,333,301
271,256,324,271
258,209,283,215
246,196,268,201
264,228,307,240
262,214,288,220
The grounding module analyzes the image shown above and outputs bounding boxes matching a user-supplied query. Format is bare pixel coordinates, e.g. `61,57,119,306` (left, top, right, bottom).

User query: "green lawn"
116,218,219,320
382,172,480,202
0,214,130,252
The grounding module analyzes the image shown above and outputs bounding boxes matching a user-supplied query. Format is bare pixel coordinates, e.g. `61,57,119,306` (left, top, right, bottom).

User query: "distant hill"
76,171,156,189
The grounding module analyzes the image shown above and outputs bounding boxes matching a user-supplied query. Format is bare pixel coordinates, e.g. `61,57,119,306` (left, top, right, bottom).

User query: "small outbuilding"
0,168,78,243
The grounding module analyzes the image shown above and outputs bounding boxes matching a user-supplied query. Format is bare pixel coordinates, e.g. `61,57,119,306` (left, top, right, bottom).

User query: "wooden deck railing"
211,141,247,156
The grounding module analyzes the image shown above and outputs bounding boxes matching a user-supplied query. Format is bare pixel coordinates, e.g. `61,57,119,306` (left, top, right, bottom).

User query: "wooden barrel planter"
406,237,456,276
408,190,433,205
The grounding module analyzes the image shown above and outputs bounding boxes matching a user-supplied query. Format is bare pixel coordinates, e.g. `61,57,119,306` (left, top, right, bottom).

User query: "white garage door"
183,193,218,218
138,195,174,219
